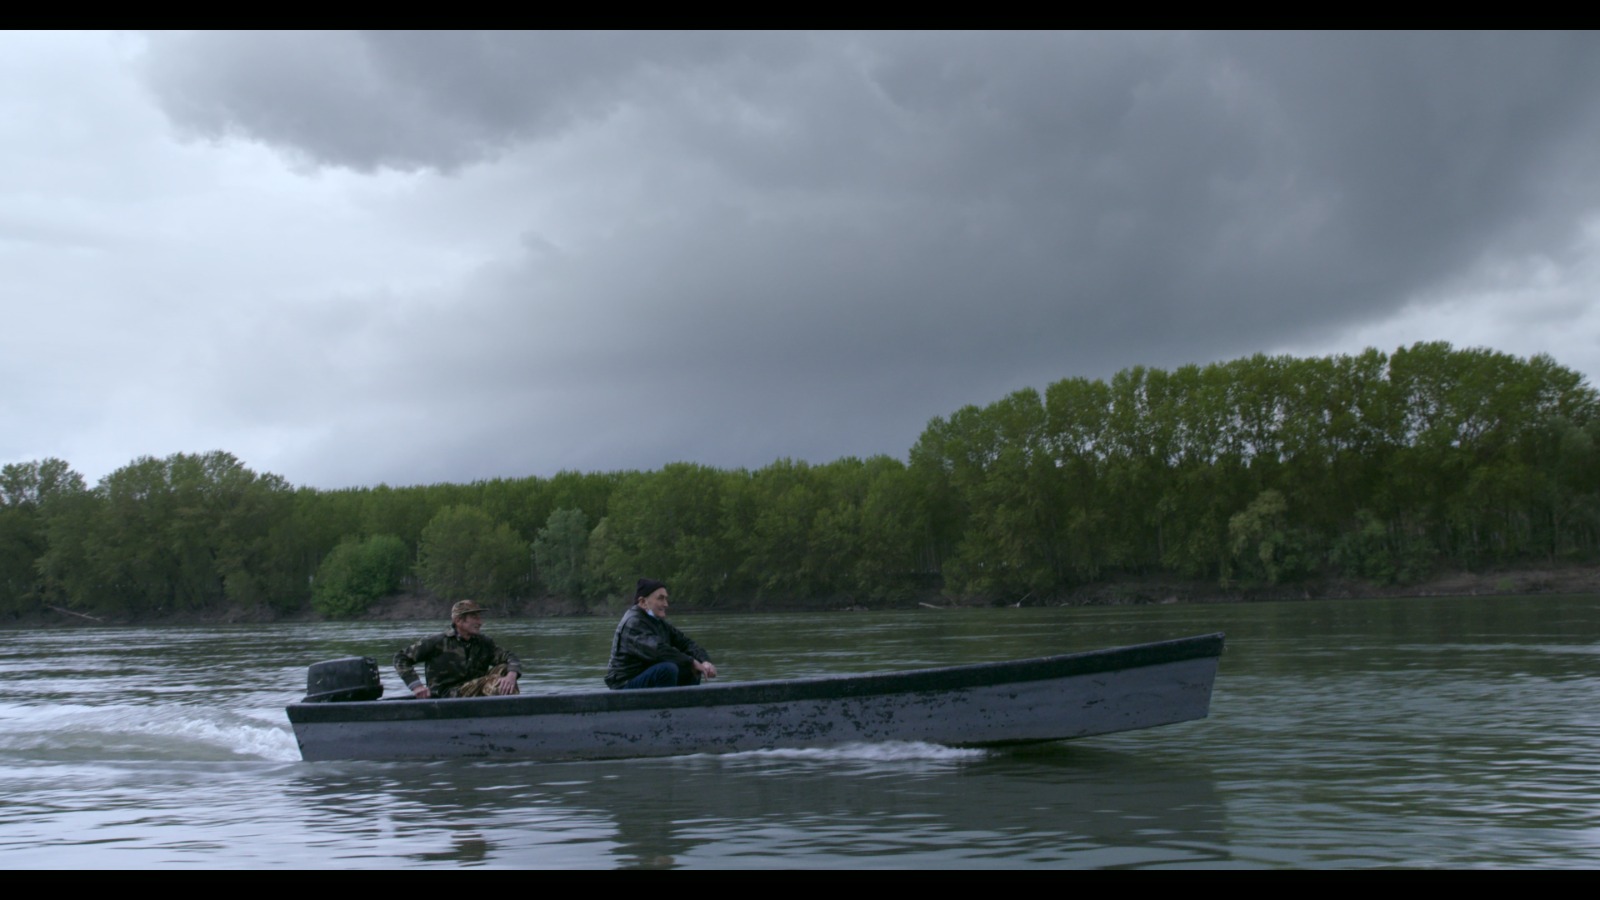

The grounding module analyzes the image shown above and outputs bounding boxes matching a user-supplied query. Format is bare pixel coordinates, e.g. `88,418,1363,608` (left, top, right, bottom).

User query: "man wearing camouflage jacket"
394,599,522,698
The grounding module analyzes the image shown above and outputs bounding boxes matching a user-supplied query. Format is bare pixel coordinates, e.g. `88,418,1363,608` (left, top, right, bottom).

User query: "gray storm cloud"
21,30,1595,488
139,30,801,173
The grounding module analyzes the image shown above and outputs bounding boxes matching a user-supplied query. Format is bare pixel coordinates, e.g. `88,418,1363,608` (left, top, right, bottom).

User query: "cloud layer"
5,31,1599,488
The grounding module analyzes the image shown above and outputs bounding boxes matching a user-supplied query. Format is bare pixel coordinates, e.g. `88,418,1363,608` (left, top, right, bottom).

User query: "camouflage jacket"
394,628,522,697
605,606,710,689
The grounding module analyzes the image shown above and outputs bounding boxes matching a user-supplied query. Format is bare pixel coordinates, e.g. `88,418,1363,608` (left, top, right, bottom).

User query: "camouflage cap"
451,599,490,618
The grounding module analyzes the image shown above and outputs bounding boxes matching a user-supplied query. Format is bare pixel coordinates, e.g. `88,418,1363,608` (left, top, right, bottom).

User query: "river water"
1,594,1596,869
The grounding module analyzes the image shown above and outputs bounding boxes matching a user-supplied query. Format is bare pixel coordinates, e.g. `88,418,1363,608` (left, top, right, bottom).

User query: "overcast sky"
5,31,1600,490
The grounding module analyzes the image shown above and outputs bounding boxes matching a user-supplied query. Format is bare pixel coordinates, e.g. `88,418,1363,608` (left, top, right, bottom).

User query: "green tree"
849,455,934,602
0,459,89,616
532,507,591,598
1228,489,1312,586
311,534,410,618
35,451,293,615
416,505,530,601
598,464,735,607
724,459,828,601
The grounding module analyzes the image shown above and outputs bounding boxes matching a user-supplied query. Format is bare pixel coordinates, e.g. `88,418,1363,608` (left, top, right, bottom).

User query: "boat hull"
287,632,1223,761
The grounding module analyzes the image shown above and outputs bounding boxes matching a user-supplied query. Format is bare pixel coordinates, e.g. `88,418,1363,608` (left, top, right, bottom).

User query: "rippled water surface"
2,595,1597,868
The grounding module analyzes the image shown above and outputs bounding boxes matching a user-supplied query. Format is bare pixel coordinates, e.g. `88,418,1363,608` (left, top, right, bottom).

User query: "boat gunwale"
287,632,1223,725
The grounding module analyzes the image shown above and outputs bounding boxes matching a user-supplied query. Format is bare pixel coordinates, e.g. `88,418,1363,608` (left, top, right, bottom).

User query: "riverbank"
21,562,1600,627
260,562,1600,620
1030,564,1600,608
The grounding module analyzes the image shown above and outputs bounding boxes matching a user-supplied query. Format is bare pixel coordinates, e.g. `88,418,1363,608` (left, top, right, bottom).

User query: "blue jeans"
620,661,701,689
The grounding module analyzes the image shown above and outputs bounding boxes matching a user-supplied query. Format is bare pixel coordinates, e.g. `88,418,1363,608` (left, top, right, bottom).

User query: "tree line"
2,342,1596,621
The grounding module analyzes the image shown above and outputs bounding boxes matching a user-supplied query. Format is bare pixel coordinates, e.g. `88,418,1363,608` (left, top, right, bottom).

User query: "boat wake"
0,701,301,763
721,741,989,763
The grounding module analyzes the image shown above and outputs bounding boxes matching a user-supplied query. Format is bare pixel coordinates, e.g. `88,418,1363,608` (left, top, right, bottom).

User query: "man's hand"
496,672,520,694
694,660,719,680
410,683,432,699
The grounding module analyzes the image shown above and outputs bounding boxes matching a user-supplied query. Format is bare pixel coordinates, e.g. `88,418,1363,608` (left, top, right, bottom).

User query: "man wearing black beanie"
604,578,719,689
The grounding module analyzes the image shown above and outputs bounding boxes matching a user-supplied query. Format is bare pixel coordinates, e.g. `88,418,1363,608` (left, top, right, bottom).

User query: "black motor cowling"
303,656,383,703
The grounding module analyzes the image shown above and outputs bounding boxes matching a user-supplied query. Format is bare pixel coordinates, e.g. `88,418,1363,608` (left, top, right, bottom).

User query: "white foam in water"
131,706,302,761
1,703,302,762
0,701,103,726
170,713,302,762
725,741,989,762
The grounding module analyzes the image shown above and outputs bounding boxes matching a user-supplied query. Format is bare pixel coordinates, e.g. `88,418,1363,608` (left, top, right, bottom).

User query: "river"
2,594,1596,868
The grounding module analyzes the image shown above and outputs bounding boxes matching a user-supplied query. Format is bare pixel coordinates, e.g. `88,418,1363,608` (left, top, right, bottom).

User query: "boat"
285,632,1224,762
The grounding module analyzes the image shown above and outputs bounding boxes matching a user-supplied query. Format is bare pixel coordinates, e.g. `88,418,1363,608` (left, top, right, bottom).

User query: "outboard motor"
303,656,383,703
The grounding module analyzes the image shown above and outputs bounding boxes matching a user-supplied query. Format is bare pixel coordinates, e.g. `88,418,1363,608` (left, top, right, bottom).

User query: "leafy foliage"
0,458,88,615
311,534,410,618
416,505,530,601
532,507,590,598
10,343,1600,619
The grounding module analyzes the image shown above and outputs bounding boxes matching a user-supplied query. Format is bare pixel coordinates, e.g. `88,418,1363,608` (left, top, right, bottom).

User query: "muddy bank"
1029,564,1600,608
293,563,1600,621
20,563,1600,627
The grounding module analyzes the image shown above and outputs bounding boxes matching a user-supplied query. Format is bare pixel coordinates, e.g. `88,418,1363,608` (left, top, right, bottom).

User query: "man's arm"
665,621,710,663
665,621,717,679
490,640,522,676
486,637,522,693
394,634,439,698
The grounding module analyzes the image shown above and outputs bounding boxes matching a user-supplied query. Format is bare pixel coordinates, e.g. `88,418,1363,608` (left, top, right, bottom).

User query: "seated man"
394,600,522,698
605,578,718,689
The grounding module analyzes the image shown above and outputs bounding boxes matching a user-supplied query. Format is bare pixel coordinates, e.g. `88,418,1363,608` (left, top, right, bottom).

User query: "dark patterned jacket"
605,607,710,689
394,628,522,697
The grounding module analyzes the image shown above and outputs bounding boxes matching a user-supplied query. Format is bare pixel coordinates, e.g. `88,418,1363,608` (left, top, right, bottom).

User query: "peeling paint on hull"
287,633,1224,761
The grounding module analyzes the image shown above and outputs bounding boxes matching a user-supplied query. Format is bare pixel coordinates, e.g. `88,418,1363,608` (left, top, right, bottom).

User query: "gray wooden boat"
286,632,1224,762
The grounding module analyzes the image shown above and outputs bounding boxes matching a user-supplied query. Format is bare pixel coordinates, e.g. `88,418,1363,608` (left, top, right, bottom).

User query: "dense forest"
3,342,1597,622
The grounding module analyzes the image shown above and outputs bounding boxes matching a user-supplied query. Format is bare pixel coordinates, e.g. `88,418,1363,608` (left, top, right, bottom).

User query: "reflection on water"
277,743,1226,869
0,594,1596,867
